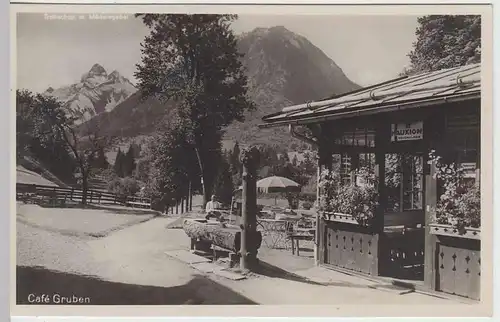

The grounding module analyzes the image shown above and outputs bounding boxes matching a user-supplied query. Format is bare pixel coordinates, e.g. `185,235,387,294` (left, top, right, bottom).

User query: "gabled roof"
260,63,481,128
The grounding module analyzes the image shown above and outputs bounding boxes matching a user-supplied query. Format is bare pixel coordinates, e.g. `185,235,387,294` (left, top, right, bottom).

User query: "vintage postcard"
10,2,494,318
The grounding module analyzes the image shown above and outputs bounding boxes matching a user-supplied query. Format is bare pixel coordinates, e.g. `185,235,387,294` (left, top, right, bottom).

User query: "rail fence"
16,183,152,209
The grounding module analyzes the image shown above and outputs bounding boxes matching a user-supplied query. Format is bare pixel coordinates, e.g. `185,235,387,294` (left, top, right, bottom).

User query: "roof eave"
259,91,480,129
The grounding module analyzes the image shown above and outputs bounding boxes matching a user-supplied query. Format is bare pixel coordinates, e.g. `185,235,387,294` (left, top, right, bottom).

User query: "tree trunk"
194,145,209,208
81,171,88,205
188,181,193,211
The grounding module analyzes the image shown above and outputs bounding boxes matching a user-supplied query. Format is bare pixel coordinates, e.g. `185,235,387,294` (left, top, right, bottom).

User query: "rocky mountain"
81,26,360,149
44,63,137,124
228,26,360,145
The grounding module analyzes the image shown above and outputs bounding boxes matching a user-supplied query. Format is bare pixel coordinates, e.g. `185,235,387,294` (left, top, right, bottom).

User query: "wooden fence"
16,183,152,209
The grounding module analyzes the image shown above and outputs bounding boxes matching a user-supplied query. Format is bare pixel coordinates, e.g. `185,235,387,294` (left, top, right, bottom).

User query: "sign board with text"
391,121,424,142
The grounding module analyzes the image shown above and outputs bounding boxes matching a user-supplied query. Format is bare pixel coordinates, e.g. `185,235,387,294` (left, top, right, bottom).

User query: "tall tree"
213,153,234,205
404,15,481,74
27,93,109,204
93,147,109,170
135,14,255,207
141,113,201,209
123,144,137,177
114,149,124,177
16,90,77,183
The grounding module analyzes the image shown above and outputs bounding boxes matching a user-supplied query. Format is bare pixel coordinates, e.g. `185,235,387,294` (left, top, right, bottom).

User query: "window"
445,113,480,164
340,153,352,186
385,153,424,212
334,127,376,148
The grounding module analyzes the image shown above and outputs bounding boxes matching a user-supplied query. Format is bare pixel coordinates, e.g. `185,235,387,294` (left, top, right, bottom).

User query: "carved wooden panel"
437,242,480,300
323,223,378,275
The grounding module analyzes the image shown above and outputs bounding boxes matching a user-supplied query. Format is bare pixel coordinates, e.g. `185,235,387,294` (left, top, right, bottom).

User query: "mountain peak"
88,63,107,77
109,70,120,77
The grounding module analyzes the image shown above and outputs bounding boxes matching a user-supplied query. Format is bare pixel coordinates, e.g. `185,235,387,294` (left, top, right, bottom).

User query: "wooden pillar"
424,159,438,290
373,121,390,276
374,122,389,232
239,146,260,271
314,156,321,265
314,124,333,265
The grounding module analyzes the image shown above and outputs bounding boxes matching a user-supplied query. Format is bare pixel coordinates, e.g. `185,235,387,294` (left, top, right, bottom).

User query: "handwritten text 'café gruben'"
391,121,424,142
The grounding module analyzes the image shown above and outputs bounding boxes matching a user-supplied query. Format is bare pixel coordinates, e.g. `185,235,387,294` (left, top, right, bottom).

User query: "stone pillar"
239,146,260,271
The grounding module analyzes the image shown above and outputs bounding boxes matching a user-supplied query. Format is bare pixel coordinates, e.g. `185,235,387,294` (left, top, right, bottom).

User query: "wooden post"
239,146,260,271
424,159,438,290
188,181,193,211
374,122,389,232
314,156,322,265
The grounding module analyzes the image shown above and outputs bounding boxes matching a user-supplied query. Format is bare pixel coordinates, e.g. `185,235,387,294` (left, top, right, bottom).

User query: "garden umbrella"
256,176,301,193
257,176,301,206
233,176,301,205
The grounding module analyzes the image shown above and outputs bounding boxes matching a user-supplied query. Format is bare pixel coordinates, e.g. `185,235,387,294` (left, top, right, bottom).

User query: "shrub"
318,166,378,226
429,150,481,230
108,176,140,200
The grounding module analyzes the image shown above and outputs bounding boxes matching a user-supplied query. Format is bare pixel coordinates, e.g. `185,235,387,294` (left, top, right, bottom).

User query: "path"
17,209,466,305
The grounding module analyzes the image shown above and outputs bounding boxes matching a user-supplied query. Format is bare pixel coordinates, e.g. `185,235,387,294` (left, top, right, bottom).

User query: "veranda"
260,63,481,300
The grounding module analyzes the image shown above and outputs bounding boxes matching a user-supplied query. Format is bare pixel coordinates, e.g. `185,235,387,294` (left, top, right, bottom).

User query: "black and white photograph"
12,3,493,316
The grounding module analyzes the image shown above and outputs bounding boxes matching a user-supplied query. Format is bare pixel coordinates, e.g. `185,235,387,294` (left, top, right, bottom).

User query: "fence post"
71,188,74,201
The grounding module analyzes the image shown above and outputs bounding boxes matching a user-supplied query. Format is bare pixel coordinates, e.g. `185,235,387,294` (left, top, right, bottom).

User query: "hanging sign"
391,121,424,142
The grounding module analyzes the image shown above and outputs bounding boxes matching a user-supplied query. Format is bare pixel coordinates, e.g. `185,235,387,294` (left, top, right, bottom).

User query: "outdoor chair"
258,219,296,250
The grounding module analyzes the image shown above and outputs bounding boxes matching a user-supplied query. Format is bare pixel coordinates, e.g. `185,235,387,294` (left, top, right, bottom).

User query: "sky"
16,13,419,93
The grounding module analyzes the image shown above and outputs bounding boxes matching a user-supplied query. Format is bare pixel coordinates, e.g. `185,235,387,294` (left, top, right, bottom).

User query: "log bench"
182,219,262,265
